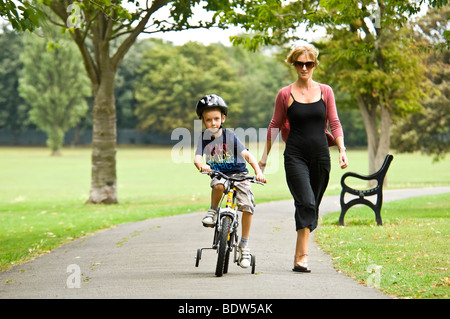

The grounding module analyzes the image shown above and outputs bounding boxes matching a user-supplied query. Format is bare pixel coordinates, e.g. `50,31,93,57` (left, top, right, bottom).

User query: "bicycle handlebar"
200,169,266,185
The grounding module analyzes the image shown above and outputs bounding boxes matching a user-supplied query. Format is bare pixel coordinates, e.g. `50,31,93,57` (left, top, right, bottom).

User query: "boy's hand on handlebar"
256,172,266,183
199,165,211,173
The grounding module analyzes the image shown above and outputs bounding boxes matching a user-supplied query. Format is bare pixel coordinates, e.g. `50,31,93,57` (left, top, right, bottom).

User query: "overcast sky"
143,3,325,47
137,3,246,47
148,25,244,46
1,1,323,47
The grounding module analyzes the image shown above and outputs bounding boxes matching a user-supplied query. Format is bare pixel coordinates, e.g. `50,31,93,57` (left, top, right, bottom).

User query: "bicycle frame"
195,169,264,276
212,183,239,251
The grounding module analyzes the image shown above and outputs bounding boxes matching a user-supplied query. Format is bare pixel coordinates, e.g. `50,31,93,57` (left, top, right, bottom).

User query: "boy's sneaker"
202,209,217,227
238,245,251,268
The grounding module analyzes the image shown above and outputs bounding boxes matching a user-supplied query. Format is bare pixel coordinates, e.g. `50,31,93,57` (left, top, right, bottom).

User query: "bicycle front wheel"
215,216,231,277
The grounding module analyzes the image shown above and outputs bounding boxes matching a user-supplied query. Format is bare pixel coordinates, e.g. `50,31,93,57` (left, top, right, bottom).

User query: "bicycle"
195,169,265,277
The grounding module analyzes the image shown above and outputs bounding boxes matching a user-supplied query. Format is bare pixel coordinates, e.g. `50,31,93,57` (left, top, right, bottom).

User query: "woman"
258,42,348,272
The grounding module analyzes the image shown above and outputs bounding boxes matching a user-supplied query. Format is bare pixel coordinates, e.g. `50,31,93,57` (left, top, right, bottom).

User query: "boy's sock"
210,206,218,212
239,237,249,248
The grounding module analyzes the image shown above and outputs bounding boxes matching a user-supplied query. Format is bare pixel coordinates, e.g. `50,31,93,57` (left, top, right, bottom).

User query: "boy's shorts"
210,172,256,214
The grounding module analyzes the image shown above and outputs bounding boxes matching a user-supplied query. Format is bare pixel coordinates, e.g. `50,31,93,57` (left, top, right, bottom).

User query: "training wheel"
195,248,202,267
251,254,256,274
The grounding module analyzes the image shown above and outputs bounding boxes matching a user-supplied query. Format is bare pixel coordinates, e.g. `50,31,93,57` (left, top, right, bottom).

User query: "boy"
194,94,265,268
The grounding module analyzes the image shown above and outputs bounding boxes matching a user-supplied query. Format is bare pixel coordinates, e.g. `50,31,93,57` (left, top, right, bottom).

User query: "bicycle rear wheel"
215,216,231,277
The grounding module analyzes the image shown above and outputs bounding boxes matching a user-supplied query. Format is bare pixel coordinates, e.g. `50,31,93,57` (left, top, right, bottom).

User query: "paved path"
1,187,449,299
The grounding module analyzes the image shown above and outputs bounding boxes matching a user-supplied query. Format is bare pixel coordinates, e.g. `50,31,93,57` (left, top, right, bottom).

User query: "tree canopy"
220,0,449,172
133,39,293,134
0,0,42,31
1,0,447,198
0,24,31,143
18,22,90,155
391,5,450,161
6,0,259,204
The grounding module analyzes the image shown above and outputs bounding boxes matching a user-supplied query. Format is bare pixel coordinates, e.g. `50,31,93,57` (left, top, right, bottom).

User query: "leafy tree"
223,45,292,130
29,0,244,204
0,0,42,31
219,0,447,174
0,24,32,143
114,39,155,130
133,40,293,136
315,16,428,175
391,6,450,161
134,40,244,134
18,26,90,155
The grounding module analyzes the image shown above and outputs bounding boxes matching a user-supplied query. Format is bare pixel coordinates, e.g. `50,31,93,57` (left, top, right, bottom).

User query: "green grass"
315,194,450,299
1,145,449,298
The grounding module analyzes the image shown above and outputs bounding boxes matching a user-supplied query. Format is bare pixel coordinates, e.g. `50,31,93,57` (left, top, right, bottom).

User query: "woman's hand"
339,150,348,169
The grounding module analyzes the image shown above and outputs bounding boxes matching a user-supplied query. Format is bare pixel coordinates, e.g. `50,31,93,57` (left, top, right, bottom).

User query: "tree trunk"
86,69,118,204
357,95,377,174
48,0,162,204
357,95,392,187
377,103,392,186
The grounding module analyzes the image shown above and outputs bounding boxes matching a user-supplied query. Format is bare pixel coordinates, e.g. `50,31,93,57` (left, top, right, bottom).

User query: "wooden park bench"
339,154,394,226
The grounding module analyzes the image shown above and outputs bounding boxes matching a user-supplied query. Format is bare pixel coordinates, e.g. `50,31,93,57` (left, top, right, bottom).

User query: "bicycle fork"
196,187,238,266
216,187,238,245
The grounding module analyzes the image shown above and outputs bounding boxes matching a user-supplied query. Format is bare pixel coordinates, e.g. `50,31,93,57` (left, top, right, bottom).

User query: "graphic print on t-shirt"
195,129,248,175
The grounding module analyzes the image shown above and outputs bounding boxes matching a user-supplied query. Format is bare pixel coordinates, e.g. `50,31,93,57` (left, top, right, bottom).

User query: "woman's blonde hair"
285,42,319,67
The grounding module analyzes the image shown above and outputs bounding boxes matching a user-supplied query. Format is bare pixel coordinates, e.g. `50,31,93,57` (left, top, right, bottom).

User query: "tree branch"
48,0,99,86
111,0,168,70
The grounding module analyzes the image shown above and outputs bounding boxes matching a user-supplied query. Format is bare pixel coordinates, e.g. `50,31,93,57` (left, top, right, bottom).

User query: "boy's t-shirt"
195,128,248,175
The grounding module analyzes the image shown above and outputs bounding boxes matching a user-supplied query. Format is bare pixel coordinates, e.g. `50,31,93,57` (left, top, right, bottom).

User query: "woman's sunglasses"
293,61,315,69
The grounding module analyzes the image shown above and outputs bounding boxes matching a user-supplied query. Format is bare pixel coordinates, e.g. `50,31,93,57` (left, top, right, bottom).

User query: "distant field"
0,146,449,271
1,146,449,203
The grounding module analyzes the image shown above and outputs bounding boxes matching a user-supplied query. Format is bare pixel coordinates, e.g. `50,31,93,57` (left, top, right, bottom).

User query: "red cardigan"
266,83,344,145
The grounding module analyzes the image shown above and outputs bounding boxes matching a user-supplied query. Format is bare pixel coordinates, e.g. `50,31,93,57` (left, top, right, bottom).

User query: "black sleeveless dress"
284,93,331,232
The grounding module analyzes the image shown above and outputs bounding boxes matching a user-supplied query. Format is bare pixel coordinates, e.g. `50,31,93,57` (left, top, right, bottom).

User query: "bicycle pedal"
202,222,215,228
